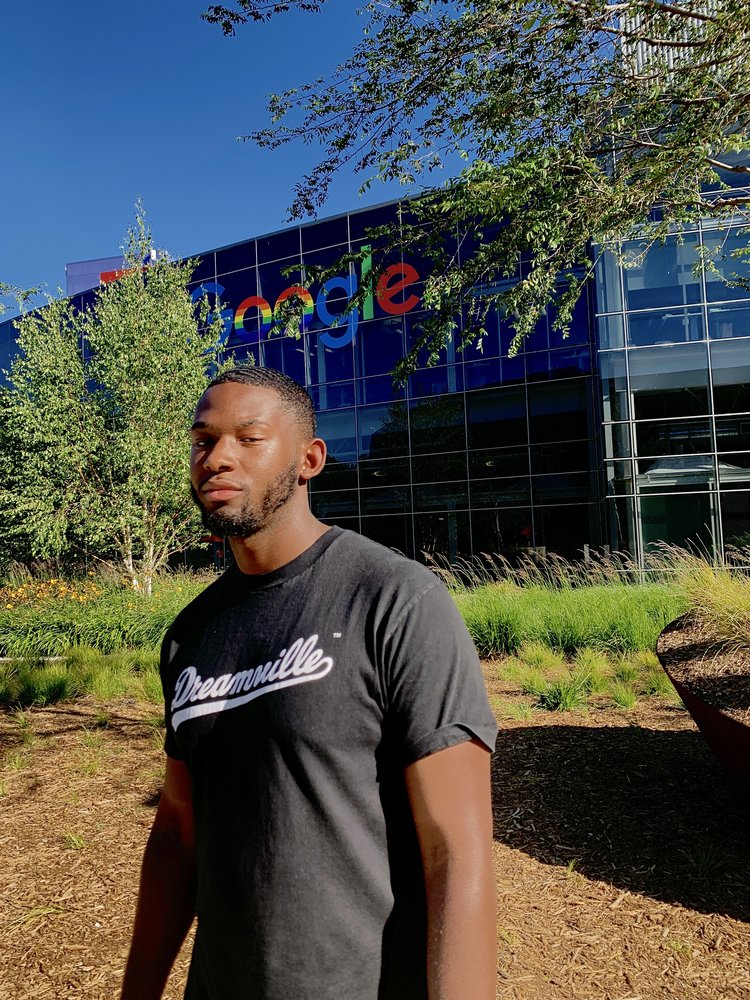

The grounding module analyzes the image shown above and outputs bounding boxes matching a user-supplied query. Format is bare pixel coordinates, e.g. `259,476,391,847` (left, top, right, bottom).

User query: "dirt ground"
1,667,749,1000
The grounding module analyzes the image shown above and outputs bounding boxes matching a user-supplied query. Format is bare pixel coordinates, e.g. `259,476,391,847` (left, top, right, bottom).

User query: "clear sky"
0,0,410,312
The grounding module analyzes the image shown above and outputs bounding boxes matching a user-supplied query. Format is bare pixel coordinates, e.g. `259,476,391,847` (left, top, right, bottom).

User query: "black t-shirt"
160,526,497,1000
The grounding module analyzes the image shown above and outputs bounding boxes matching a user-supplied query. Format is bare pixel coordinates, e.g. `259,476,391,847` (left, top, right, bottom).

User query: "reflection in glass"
358,401,408,459
409,365,463,398
603,422,631,459
599,351,628,422
356,317,405,377
413,482,469,511
469,446,529,479
607,496,636,555
358,456,410,487
261,336,305,384
711,338,750,414
629,343,708,419
721,491,750,551
594,248,624,314
308,381,356,411
622,233,701,310
627,307,704,347
466,386,527,449
708,303,750,340
530,440,592,474
597,314,625,349
307,329,355,384
414,511,471,562
636,419,711,456
312,459,358,492
636,455,715,493
604,461,634,496
527,379,590,443
360,486,410,514
316,407,357,462
639,493,716,556
702,227,750,302
536,504,596,558
470,478,531,508
356,375,405,406
532,473,595,504
715,415,750,452
310,490,359,519
471,508,534,557
409,395,465,454
411,452,468,483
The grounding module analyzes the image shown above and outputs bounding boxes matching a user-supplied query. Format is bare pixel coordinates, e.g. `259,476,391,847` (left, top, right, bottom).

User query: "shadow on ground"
492,722,750,922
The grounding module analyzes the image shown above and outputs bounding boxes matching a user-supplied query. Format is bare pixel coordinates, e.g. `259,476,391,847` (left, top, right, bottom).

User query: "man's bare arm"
405,739,496,1000
120,756,197,1000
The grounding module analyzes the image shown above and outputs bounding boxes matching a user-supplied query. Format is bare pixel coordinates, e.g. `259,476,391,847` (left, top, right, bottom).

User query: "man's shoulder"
324,528,440,594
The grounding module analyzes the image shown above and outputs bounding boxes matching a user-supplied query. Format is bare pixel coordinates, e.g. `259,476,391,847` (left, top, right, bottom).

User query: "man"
121,366,498,1000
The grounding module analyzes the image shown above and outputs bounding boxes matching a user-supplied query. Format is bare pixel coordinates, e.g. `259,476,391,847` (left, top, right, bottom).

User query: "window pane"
358,456,410,487
527,379,590,443
310,490,359,519
317,407,357,462
603,422,632,459
604,460,634,496
414,511,471,562
597,314,625,349
467,386,527,449
469,446,529,479
355,317,405,377
308,381,356,411
470,477,531,508
594,249,624,314
412,452,468,483
532,473,595,504
629,343,708,419
636,455,715,492
622,233,701,310
312,459,358,492
721,491,750,551
702,227,750,302
409,365,463,398
636,419,711,456
627,307,704,347
260,336,305,384
471,508,534,557
607,496,637,556
409,395,465,455
717,453,750,489
536,504,597,558
307,329,355,384
413,482,469,511
356,375,405,406
640,493,717,555
715,415,750,452
530,440,593,474
711,338,750,414
359,485,410,515
358,401,408,459
708,303,750,340
599,350,629,422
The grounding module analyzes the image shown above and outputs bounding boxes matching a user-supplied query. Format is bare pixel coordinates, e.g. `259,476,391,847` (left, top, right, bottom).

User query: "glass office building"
2,200,748,564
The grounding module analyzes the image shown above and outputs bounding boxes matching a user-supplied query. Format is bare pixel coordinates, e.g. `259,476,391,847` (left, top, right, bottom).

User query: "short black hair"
205,366,316,438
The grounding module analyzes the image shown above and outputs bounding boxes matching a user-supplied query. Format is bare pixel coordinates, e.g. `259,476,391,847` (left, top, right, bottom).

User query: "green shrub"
538,671,590,711
609,682,639,710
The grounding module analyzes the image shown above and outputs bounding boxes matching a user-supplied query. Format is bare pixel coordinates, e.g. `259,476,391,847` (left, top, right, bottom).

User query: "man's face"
190,381,305,538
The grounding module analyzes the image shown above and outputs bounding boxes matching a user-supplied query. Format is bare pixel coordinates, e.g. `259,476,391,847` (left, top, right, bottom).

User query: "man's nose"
203,436,238,471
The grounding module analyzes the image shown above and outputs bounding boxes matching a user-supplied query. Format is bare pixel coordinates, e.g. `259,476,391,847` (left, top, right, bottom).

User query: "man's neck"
227,508,330,576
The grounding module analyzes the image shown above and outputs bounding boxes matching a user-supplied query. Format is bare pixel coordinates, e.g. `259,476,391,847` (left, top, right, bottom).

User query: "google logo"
191,248,421,350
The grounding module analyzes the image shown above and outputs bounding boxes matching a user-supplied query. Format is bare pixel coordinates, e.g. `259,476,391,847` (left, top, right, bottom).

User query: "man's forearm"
424,850,496,1000
120,823,197,1000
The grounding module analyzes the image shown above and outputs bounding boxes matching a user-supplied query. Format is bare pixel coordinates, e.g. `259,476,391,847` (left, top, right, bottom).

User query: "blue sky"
0,0,409,311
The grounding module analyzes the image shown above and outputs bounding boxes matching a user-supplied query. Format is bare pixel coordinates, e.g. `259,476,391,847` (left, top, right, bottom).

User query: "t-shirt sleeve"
159,629,183,761
380,578,498,766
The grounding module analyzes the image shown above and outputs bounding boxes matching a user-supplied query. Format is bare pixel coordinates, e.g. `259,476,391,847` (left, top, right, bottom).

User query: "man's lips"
201,482,243,501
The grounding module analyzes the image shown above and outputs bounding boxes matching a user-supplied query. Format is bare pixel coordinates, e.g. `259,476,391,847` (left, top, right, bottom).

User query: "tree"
0,207,225,593
203,0,750,369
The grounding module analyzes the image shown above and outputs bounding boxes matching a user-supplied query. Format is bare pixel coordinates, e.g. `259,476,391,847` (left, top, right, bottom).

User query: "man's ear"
299,437,327,482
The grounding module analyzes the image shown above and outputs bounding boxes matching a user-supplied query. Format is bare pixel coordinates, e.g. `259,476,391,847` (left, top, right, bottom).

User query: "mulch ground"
2,666,750,1000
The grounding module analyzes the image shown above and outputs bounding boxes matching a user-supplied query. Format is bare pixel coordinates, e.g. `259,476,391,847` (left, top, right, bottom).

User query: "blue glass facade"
3,200,749,563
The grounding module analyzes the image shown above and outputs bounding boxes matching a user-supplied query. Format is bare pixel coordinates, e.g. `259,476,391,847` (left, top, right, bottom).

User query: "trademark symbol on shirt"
333,632,342,639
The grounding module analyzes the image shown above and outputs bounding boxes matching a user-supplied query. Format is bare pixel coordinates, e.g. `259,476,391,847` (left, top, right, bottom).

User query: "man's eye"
240,437,263,444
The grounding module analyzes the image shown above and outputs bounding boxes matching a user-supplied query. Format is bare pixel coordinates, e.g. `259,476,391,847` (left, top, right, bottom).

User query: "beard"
192,462,300,537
